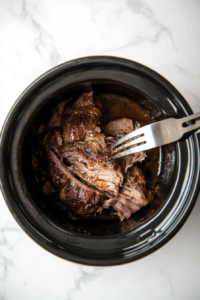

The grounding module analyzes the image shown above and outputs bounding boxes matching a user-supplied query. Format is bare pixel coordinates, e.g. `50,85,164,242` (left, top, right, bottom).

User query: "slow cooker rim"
0,56,199,266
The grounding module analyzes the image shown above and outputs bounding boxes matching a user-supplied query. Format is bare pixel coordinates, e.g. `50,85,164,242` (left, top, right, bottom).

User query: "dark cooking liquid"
99,93,159,188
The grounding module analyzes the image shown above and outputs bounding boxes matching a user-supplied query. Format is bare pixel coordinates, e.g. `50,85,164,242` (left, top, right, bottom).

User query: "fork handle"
178,112,200,135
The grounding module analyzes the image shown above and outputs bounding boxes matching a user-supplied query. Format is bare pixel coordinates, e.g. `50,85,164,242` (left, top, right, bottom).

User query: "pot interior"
21,81,176,236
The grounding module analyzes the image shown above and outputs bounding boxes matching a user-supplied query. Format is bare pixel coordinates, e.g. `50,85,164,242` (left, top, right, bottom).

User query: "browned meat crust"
62,92,102,142
43,148,104,216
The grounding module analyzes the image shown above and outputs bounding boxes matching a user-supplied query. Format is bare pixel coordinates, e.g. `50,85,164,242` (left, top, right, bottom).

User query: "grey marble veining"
0,0,200,299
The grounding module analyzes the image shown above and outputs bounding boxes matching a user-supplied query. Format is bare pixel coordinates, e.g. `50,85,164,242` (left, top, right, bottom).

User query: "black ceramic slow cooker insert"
0,56,199,266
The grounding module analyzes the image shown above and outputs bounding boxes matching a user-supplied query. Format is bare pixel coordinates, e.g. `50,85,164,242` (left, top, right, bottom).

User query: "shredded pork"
33,92,158,220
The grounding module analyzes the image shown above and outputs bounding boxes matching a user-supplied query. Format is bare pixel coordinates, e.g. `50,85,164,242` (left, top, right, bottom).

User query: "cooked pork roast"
33,92,158,221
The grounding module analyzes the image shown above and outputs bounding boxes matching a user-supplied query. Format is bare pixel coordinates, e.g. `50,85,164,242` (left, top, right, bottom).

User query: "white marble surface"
0,0,200,299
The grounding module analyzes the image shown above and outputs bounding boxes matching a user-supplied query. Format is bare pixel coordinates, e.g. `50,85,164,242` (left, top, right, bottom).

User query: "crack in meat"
58,131,124,196
43,147,104,216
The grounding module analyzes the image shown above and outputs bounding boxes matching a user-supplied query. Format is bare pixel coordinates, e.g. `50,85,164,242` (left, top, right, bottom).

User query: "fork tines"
111,127,147,159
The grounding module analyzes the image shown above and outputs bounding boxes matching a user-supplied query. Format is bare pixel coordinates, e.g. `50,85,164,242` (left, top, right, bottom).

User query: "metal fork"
111,113,200,159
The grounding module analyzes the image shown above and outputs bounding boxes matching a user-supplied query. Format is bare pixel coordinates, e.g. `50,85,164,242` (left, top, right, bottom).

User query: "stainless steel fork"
111,113,200,159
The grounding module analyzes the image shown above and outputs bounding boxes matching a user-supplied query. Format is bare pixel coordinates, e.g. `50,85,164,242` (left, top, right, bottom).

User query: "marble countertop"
0,0,200,299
